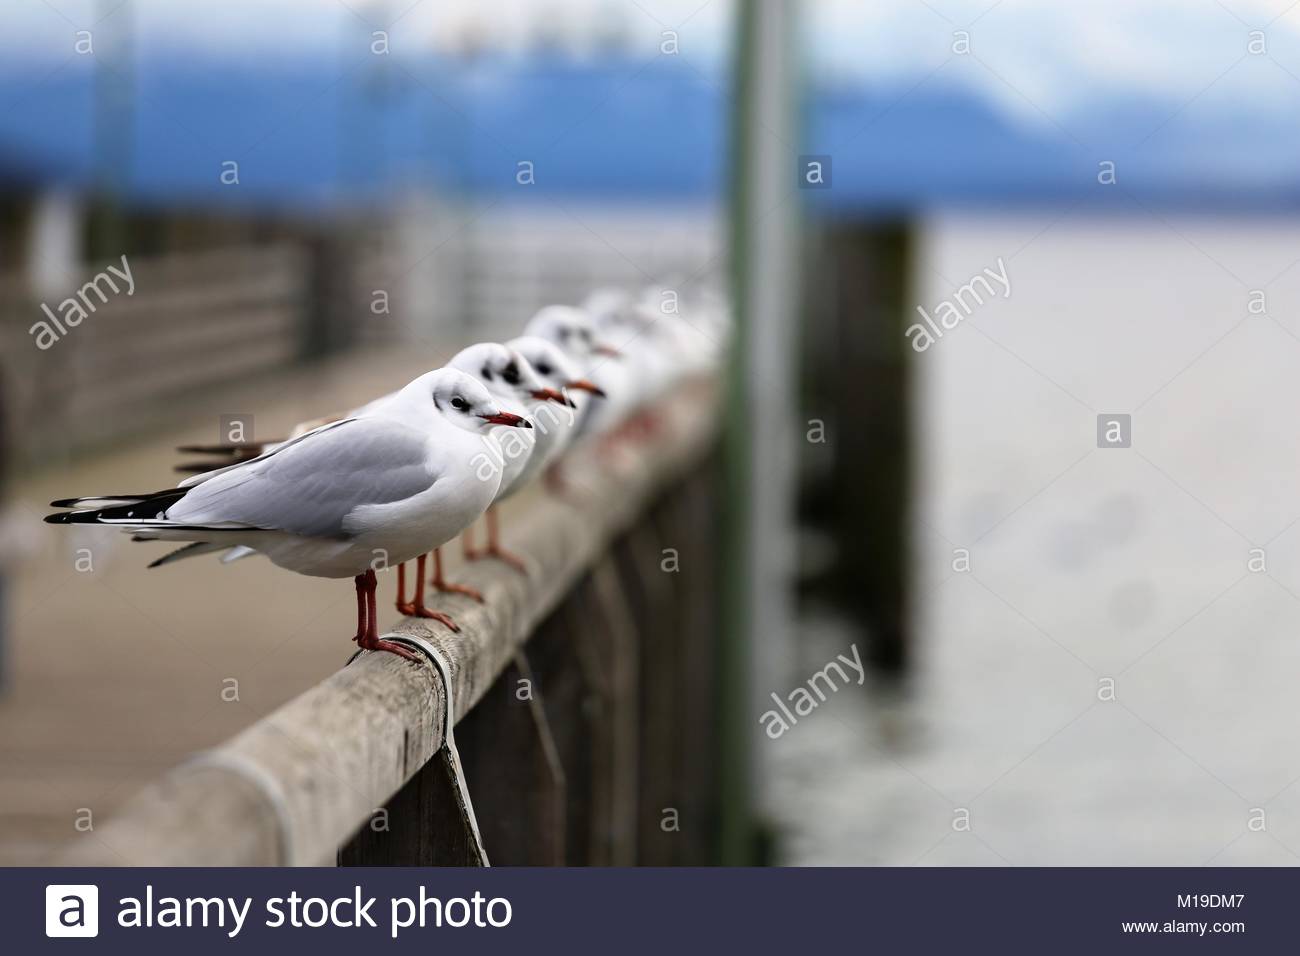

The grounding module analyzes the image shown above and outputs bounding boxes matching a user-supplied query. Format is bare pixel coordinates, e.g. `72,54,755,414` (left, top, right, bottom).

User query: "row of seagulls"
44,288,728,661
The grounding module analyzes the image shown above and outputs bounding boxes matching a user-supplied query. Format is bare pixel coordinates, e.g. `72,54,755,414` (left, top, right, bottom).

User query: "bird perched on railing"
171,341,601,620
445,342,573,577
172,344,580,617
507,334,604,468
522,302,633,439
43,369,531,661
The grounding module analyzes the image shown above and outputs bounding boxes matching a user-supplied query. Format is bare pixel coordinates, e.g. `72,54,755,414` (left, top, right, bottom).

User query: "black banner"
10,867,1289,953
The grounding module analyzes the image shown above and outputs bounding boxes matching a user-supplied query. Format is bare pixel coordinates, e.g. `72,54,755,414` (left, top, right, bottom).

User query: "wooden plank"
585,558,641,865
337,749,486,866
519,604,596,864
616,518,681,865
58,379,720,866
658,464,723,863
455,654,566,865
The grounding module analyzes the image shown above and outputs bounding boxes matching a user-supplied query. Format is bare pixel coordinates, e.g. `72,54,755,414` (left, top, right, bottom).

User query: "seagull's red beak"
481,411,532,428
593,343,622,358
566,379,607,398
531,387,575,407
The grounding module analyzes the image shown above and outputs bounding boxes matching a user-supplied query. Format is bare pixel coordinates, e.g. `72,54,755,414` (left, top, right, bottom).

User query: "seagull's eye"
579,329,592,342
451,397,468,411
480,365,493,382
502,362,521,386
536,363,552,376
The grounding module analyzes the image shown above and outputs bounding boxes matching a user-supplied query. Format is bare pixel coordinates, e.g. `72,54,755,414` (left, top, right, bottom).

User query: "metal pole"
720,0,800,864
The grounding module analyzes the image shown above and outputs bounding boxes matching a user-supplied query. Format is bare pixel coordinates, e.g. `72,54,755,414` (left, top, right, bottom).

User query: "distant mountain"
1,53,1296,212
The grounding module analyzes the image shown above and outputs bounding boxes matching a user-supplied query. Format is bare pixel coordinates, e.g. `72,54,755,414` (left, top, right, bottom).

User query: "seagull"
523,303,632,439
582,285,724,442
170,343,588,615
44,369,531,661
507,334,605,469
443,342,572,577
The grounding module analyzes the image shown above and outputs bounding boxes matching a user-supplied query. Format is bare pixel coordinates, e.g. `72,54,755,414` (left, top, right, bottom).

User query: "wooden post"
585,558,642,864
826,224,912,677
616,518,682,864
527,594,601,864
338,748,487,866
656,465,723,863
456,654,566,865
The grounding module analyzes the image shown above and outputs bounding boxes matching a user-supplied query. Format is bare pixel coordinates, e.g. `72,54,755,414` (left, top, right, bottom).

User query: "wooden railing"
60,379,723,866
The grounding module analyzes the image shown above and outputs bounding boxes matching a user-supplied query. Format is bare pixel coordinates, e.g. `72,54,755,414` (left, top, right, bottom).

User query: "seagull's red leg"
545,461,590,503
352,572,369,643
461,521,480,561
397,552,460,631
480,506,529,574
544,462,569,497
429,547,484,603
395,561,409,612
355,569,419,662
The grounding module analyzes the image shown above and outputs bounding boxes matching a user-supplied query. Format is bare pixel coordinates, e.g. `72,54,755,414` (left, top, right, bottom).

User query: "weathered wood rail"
59,378,723,866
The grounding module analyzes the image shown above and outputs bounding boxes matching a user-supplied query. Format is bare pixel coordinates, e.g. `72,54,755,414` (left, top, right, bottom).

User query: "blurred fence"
0,205,721,471
0,244,310,466
59,379,723,866
455,207,721,333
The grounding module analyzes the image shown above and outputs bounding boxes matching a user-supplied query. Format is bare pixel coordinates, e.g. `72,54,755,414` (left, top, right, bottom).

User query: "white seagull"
507,334,605,469
45,369,531,661
523,303,632,438
444,341,573,577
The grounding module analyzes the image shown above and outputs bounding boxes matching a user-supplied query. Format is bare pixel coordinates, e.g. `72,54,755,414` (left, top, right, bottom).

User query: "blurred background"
4,0,1300,865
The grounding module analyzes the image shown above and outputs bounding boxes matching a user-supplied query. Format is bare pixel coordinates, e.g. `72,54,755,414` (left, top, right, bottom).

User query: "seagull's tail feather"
145,541,228,569
174,461,231,475
174,442,272,455
172,439,284,476
45,489,187,523
50,494,154,509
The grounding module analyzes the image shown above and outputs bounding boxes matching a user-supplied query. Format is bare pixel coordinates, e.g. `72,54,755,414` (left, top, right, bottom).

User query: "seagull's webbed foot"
483,545,530,575
429,548,484,603
399,602,460,631
356,634,422,663
396,554,461,631
470,507,531,576
353,569,421,661
433,580,484,602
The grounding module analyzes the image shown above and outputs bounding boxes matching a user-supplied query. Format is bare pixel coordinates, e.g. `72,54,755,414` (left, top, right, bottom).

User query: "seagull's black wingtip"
44,512,72,524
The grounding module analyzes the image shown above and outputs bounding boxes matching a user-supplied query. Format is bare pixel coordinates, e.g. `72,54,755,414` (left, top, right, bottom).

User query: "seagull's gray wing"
166,418,435,538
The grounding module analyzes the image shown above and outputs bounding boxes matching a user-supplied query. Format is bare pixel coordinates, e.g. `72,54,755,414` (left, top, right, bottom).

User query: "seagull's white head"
508,335,606,399
402,368,533,434
522,305,620,363
448,341,572,408
584,287,633,326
